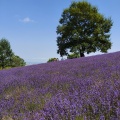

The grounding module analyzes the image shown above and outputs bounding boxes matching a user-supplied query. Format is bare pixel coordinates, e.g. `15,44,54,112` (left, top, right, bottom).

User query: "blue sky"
0,0,120,64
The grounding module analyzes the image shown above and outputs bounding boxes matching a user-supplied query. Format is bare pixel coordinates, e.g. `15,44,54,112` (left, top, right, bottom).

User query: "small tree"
47,58,58,62
67,46,80,59
67,53,79,59
56,1,113,57
0,38,13,69
11,55,26,67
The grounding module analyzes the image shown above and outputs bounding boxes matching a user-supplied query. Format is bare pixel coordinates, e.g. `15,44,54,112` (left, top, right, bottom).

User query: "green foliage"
47,58,59,62
68,46,80,59
67,53,79,59
75,116,84,120
56,1,113,57
11,55,26,67
0,38,13,69
26,102,38,112
0,38,26,69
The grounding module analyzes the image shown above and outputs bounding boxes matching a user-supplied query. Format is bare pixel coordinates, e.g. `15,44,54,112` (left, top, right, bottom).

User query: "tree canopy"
47,58,59,62
56,1,113,57
0,38,26,69
67,53,79,59
11,55,26,67
0,38,13,69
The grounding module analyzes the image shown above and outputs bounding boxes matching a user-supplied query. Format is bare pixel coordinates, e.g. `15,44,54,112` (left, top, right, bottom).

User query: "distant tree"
56,1,113,57
47,58,58,62
0,38,13,69
11,55,26,67
67,46,80,59
67,53,79,59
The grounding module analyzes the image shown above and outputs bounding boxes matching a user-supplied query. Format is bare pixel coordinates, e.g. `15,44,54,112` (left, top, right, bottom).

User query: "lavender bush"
0,52,120,120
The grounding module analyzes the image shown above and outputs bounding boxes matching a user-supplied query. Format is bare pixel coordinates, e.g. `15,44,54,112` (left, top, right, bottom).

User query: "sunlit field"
0,52,120,120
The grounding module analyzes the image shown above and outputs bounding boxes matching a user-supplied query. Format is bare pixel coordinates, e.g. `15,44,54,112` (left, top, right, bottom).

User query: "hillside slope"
0,52,120,120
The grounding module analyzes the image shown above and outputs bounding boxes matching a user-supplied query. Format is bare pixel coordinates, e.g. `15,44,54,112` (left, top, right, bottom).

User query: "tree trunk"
1,61,5,69
79,49,85,57
80,52,85,57
1,65,4,69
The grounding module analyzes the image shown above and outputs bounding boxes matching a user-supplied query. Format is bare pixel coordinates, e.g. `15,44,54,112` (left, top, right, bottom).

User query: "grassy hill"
0,52,120,120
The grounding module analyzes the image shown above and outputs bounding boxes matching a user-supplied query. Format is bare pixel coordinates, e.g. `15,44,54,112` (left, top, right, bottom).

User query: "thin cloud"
19,17,34,23
26,57,48,62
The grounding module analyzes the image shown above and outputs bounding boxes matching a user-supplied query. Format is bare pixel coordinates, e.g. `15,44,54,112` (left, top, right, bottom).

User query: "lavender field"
0,52,120,120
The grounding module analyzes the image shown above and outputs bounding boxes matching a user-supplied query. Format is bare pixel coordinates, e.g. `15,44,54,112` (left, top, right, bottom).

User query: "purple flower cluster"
0,52,120,119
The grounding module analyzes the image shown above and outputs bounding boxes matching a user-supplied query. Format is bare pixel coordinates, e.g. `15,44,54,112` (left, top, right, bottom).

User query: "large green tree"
56,1,113,57
0,38,13,69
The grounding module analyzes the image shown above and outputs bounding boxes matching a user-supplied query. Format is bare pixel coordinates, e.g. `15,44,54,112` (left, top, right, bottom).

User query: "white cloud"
19,17,34,23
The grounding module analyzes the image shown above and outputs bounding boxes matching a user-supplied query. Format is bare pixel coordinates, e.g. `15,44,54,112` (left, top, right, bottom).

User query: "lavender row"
0,52,120,119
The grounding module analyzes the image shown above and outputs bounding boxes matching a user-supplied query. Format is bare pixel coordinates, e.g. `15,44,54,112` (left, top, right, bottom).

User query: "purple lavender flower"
0,52,120,119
